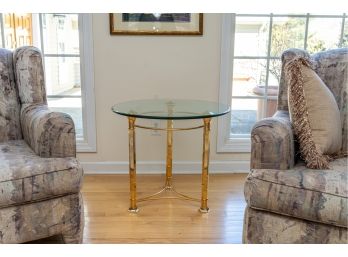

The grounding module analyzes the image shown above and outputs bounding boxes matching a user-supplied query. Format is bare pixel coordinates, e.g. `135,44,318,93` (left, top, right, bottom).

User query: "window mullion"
339,13,346,47
47,95,81,98
44,53,80,58
38,13,47,74
308,14,345,18
263,13,273,119
234,56,279,59
232,96,265,99
38,14,46,54
237,14,309,18
304,13,310,50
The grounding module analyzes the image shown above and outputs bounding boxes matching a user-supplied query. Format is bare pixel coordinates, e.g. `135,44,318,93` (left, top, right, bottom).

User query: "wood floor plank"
82,173,247,244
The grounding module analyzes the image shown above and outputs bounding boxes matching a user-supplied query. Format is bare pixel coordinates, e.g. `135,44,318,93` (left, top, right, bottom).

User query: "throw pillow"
285,57,342,169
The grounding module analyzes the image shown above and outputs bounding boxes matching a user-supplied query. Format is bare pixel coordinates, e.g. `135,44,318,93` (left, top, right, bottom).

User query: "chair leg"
62,193,84,244
62,230,83,244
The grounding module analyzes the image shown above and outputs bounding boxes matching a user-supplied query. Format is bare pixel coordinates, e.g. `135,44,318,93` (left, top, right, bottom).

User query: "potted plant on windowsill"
252,85,279,119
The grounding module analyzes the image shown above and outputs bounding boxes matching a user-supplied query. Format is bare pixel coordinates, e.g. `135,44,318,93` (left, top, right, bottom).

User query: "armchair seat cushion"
244,157,348,228
0,140,83,208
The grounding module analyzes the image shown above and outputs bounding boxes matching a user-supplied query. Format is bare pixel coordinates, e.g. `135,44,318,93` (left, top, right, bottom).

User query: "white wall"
77,13,250,173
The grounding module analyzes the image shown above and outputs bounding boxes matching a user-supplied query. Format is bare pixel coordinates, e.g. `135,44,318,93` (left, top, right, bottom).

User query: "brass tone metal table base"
127,117,211,213
137,177,201,204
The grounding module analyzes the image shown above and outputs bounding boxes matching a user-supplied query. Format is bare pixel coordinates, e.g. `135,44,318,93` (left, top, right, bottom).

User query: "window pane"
234,16,270,56
342,19,348,47
271,17,306,57
231,98,261,135
48,97,83,138
41,14,79,55
307,18,342,53
44,57,81,96
267,58,282,87
232,59,267,97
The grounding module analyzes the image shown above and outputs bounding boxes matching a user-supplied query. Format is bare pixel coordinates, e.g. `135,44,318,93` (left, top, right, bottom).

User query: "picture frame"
109,13,203,36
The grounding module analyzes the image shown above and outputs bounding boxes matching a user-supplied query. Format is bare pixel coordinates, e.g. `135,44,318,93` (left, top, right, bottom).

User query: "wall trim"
82,160,250,174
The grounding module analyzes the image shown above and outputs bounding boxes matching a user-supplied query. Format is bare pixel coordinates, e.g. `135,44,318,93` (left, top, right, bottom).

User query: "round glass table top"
112,99,230,120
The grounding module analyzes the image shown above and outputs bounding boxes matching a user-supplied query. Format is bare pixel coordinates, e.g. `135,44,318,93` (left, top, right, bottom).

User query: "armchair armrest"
20,104,76,158
250,111,295,170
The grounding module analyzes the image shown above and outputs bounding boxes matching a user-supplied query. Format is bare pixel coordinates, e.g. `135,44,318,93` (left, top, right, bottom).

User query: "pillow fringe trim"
285,57,330,169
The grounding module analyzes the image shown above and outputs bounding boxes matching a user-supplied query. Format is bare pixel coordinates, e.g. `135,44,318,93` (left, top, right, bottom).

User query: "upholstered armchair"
243,48,348,243
0,46,84,243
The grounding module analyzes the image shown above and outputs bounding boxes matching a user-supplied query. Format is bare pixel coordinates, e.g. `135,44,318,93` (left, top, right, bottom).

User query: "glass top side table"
112,99,230,213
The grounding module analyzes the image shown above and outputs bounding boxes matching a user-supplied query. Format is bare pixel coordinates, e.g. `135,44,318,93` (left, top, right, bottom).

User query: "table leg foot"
128,207,139,213
199,207,210,213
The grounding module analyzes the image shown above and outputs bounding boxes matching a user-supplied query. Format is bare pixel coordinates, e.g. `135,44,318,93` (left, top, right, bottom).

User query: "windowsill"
217,137,251,153
77,139,96,152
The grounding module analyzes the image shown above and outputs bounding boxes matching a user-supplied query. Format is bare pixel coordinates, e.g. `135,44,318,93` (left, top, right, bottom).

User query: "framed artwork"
109,13,203,35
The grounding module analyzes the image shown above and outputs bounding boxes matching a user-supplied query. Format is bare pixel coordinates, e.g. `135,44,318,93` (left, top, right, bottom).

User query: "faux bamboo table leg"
128,117,138,213
165,120,174,189
200,118,211,213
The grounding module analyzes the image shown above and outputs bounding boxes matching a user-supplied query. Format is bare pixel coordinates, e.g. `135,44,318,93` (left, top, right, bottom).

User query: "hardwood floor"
82,173,247,244
31,173,247,244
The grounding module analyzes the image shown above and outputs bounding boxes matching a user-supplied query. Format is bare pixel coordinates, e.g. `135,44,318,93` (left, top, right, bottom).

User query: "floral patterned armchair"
0,46,84,243
243,48,348,243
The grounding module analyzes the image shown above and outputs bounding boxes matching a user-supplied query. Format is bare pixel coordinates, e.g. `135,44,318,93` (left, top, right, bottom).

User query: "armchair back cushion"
0,49,22,142
312,49,348,153
13,46,47,105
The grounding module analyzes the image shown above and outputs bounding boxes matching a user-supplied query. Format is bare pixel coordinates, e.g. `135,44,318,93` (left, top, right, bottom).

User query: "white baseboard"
81,160,250,174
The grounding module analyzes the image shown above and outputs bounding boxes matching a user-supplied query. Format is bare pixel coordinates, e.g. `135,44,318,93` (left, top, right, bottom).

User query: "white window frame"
218,13,347,153
37,13,96,152
0,14,4,48
77,14,97,152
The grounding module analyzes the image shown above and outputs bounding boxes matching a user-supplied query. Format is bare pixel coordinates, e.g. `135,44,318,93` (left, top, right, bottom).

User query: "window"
0,13,96,152
218,13,347,152
39,14,83,136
